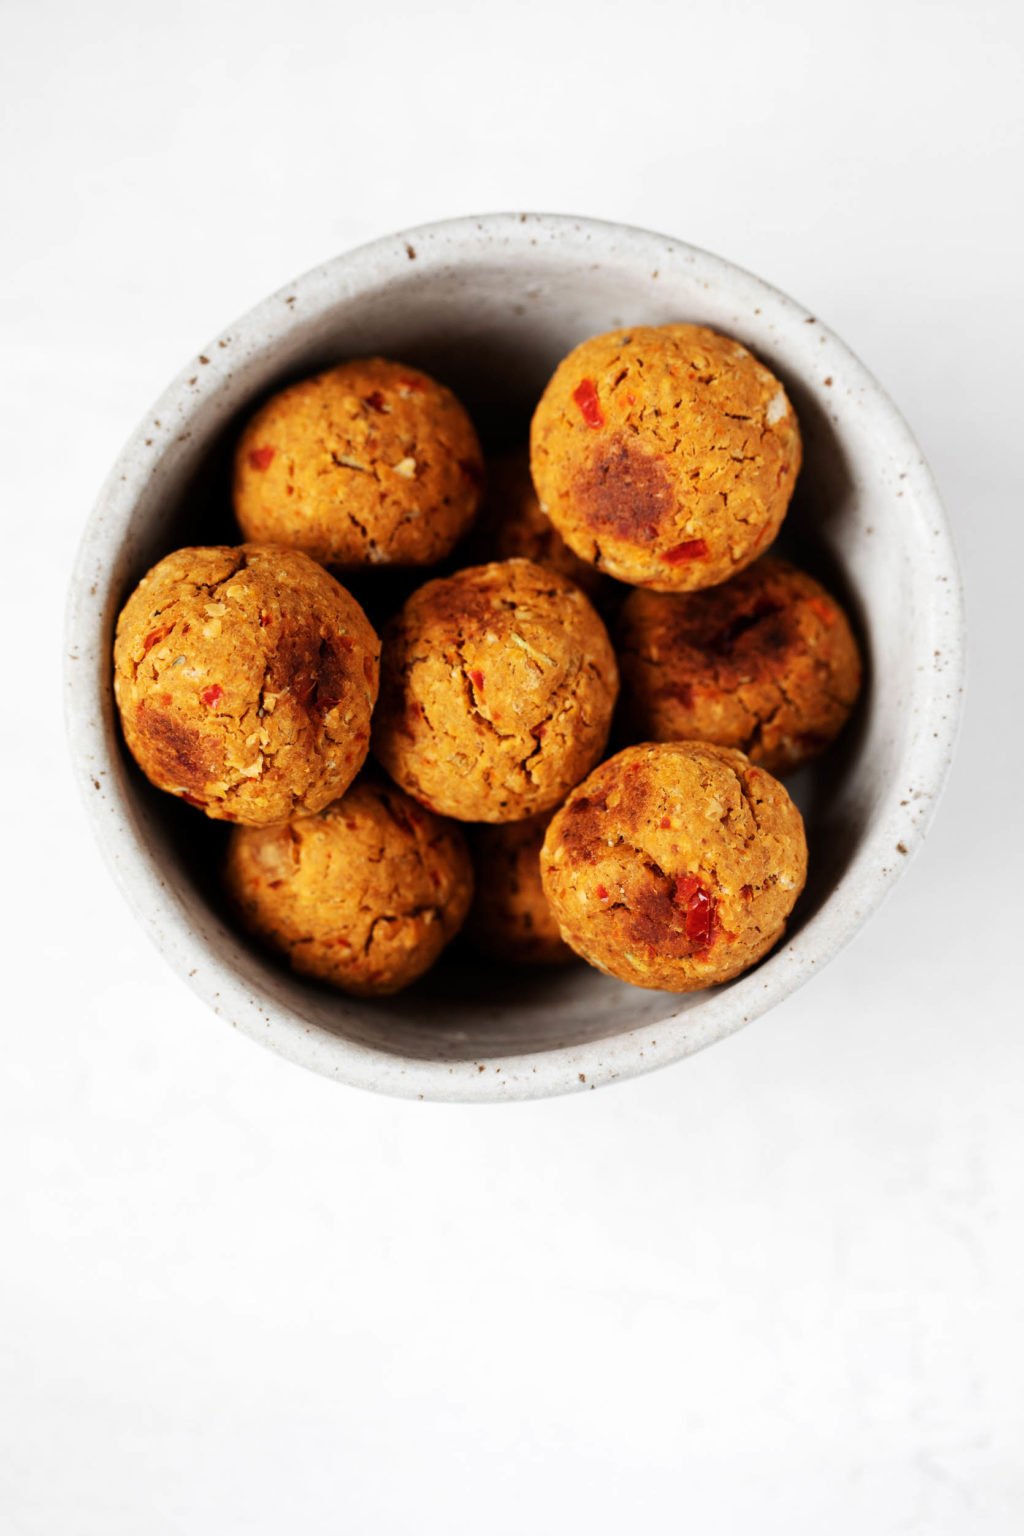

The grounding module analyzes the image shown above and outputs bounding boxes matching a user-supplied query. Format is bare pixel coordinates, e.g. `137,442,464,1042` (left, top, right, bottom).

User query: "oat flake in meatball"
373,559,619,822
225,779,473,996
113,545,379,825
616,557,861,774
234,358,484,568
530,324,801,591
541,741,807,992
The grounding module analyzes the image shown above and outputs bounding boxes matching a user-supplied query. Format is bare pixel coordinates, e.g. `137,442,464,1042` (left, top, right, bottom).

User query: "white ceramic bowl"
65,213,964,1101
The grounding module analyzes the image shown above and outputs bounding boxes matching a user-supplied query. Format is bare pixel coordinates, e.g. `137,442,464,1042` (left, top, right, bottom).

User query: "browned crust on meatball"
234,358,484,568
541,741,807,992
224,779,473,996
570,435,677,543
113,545,379,825
467,813,574,966
372,560,619,822
616,557,862,773
530,324,801,591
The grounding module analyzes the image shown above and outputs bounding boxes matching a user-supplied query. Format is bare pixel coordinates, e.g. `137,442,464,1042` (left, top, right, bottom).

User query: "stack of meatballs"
113,327,861,998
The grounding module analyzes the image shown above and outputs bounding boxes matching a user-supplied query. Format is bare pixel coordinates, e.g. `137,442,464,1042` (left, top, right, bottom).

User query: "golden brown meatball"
530,324,801,591
224,779,473,996
541,742,807,992
372,560,619,822
234,358,483,567
113,545,378,825
468,814,573,965
616,557,861,774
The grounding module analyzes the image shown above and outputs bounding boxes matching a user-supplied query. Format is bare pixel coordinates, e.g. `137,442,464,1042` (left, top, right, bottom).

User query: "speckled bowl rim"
65,212,965,1102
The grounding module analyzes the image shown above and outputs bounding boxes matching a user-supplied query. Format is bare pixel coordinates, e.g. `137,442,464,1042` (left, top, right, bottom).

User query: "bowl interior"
73,217,957,1093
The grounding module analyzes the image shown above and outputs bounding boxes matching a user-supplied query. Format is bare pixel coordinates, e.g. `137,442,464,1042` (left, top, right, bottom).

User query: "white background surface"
3,1,1022,1531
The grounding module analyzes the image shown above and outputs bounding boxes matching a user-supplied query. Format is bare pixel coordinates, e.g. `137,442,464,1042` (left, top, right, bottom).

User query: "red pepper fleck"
572,377,605,428
684,887,714,946
248,446,275,471
740,884,754,902
338,633,354,651
660,816,672,830
143,624,173,653
364,390,387,413
807,596,837,627
179,792,206,808
662,539,709,565
469,669,485,692
596,884,609,900
335,936,353,949
200,683,224,708
673,874,716,949
398,375,427,393
259,612,273,628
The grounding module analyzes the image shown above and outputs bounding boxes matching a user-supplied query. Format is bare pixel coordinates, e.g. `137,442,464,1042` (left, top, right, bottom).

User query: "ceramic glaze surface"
64,214,964,1101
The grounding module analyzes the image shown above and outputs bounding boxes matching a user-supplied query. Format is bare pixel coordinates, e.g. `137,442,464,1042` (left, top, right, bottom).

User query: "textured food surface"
468,813,573,965
468,448,608,600
616,557,862,773
373,559,619,822
234,358,484,567
541,741,807,991
224,779,473,996
530,323,801,590
113,545,379,825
